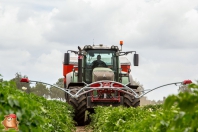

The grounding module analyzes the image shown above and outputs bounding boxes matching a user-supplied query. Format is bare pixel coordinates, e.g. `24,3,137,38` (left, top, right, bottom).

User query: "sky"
0,0,198,101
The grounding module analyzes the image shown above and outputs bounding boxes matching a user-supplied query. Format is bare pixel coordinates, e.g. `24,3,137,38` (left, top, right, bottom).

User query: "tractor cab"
83,45,119,84
63,42,139,86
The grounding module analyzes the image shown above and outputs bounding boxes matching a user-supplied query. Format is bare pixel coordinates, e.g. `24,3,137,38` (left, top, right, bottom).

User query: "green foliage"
0,76,75,132
163,82,198,132
49,78,65,100
31,83,50,97
90,105,165,132
11,73,65,100
90,83,198,132
11,73,31,93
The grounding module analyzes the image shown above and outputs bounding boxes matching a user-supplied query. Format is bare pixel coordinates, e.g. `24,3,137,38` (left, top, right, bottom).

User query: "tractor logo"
1,114,19,131
103,82,110,87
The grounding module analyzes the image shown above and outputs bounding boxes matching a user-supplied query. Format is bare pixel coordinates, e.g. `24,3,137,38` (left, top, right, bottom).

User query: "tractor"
20,41,193,126
63,41,140,125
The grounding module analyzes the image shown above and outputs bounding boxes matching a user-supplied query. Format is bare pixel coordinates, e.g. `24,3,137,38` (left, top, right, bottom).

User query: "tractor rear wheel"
123,94,140,107
66,86,87,126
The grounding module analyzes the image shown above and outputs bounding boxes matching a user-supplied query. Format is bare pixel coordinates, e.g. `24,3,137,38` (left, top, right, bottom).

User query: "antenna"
93,39,94,46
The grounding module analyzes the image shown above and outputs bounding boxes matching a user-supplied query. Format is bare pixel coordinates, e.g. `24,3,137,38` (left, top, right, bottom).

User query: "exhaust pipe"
78,46,82,82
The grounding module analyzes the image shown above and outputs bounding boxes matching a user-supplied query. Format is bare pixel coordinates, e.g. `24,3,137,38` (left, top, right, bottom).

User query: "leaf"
163,95,177,109
7,96,14,107
13,99,20,107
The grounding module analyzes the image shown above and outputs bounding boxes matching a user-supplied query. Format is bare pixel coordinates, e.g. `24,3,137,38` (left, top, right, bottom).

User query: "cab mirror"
134,54,139,66
64,53,70,65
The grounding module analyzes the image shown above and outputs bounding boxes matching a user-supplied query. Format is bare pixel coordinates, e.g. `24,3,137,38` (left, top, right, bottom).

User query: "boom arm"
20,78,192,99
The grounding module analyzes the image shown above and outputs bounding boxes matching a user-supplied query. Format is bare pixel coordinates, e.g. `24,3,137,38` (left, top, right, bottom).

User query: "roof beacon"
120,40,123,51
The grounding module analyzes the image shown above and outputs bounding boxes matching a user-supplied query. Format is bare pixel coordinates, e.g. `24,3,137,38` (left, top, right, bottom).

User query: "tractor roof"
83,44,119,50
92,44,111,49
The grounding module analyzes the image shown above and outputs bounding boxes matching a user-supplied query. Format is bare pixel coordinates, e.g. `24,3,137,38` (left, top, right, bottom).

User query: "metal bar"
28,80,183,99
76,87,137,98
137,82,182,98
92,98,119,102
29,80,74,97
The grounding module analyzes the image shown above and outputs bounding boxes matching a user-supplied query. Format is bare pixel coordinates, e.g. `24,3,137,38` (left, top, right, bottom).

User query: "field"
1,75,198,132
89,82,198,132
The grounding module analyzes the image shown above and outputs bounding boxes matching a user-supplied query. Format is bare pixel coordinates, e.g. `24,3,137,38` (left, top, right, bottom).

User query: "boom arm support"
20,78,192,99
119,51,136,56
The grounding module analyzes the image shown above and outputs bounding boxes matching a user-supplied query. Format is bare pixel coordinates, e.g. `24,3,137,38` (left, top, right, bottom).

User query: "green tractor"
63,41,140,125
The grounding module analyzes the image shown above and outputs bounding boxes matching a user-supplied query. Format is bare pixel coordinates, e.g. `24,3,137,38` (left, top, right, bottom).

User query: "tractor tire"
123,94,140,107
67,86,87,126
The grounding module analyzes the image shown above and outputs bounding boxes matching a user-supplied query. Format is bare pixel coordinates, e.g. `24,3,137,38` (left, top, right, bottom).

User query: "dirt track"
75,126,92,132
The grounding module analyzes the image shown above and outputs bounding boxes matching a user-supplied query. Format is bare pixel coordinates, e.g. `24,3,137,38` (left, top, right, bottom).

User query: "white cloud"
25,49,64,83
127,48,198,100
0,49,31,79
0,5,45,49
34,49,62,73
0,0,198,101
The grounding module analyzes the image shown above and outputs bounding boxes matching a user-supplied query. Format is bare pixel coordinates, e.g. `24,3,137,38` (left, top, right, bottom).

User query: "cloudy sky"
0,0,198,101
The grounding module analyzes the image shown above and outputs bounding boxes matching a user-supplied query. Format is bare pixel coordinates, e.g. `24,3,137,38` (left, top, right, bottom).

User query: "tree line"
5,72,146,102
10,73,65,101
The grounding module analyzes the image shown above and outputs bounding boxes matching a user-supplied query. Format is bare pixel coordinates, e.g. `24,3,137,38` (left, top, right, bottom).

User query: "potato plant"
90,82,198,132
0,75,75,132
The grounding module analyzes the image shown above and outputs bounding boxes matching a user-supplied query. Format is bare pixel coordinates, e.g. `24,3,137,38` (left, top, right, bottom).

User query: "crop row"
0,75,75,132
90,83,198,132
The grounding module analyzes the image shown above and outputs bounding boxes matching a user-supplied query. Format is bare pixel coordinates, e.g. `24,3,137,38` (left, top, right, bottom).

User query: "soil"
75,126,92,132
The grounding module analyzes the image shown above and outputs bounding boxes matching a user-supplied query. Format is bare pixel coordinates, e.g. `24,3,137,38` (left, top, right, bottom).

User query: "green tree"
11,72,31,93
49,78,65,101
55,78,64,88
0,74,3,82
178,84,192,93
31,83,49,97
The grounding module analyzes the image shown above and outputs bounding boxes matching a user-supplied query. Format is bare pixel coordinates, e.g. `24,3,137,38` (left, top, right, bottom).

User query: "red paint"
78,55,83,59
90,83,101,87
63,77,66,83
112,83,123,87
63,64,74,76
20,78,29,83
121,65,130,72
183,80,192,85
74,67,78,71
